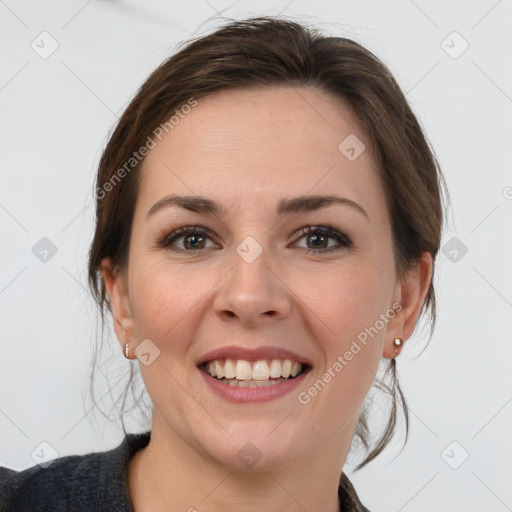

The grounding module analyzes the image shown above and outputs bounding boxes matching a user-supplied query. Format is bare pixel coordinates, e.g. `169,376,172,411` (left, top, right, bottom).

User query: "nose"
213,240,292,327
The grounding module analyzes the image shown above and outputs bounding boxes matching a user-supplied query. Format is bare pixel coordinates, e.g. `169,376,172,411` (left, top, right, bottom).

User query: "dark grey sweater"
0,431,370,511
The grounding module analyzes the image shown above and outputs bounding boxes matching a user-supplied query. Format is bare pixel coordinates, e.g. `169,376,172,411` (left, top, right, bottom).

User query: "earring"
393,337,403,354
121,322,132,360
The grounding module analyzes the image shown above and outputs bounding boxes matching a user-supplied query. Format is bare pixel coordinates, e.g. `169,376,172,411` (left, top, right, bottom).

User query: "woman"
0,15,446,512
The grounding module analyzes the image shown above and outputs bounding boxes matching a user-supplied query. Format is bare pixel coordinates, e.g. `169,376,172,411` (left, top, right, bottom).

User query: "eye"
158,226,217,252
157,223,353,254
291,224,353,255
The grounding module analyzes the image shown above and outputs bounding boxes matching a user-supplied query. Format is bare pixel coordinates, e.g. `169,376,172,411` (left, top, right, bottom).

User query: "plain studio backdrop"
1,1,511,511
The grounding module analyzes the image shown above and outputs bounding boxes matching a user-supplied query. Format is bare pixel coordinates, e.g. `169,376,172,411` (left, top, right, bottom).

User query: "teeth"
227,378,289,387
252,361,270,380
214,360,224,378
235,360,252,380
224,359,236,379
281,360,292,378
269,360,282,378
290,362,302,377
203,358,306,381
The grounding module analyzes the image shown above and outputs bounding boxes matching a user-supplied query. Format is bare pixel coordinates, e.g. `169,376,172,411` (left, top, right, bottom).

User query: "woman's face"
104,85,426,470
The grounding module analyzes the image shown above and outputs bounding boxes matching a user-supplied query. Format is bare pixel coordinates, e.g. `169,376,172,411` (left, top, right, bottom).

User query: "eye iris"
184,234,205,250
308,233,327,249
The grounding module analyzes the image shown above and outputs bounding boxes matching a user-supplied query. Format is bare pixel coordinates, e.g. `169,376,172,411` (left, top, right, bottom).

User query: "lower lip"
198,367,311,404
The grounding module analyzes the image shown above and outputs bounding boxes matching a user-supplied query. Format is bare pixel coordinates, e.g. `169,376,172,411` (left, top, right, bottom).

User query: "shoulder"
0,431,151,512
0,450,108,511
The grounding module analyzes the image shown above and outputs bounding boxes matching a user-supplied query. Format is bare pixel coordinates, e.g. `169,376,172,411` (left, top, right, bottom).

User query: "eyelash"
157,223,353,256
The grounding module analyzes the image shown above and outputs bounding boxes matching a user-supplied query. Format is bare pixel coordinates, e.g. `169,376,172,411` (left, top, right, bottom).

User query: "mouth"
199,358,312,388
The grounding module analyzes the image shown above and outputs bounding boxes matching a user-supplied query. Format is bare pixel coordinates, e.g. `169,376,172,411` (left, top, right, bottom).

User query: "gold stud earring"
124,343,131,359
393,337,403,354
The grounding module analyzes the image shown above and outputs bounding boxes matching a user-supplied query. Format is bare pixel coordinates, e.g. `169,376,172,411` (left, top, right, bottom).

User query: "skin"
102,85,432,512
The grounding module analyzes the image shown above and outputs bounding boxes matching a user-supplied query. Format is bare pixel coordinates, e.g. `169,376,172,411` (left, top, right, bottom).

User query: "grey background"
1,1,511,510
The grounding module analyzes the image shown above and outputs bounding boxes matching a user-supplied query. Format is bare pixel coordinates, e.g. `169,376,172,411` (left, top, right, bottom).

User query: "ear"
101,258,134,350
382,251,433,359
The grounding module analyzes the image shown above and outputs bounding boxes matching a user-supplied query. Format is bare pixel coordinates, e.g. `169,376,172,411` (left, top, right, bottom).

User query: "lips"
196,345,313,367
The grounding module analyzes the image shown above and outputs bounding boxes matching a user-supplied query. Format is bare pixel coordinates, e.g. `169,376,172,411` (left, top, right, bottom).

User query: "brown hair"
87,15,448,472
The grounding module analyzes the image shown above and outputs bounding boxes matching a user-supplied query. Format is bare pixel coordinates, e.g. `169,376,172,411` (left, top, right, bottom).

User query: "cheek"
297,269,388,426
303,264,391,393
307,263,391,343
128,258,214,353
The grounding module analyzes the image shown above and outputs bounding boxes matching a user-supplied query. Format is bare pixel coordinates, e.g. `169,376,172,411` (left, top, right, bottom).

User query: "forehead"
137,85,384,218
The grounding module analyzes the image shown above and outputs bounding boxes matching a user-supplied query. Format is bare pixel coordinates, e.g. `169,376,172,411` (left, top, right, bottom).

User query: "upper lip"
197,345,313,367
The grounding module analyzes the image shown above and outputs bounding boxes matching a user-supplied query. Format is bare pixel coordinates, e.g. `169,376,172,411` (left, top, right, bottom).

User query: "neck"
128,413,357,512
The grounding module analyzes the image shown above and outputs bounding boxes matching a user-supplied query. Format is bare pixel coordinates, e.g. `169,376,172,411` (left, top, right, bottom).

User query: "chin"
198,429,308,472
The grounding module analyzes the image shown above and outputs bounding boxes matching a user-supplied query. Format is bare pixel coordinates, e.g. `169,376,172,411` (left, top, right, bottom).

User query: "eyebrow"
146,194,369,220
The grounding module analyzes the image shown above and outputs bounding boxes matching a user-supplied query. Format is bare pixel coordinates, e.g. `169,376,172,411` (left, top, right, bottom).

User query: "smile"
198,358,312,402
201,358,308,384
